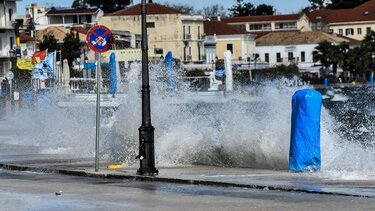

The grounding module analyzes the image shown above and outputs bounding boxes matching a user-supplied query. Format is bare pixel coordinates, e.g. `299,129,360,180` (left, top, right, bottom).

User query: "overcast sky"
17,0,311,15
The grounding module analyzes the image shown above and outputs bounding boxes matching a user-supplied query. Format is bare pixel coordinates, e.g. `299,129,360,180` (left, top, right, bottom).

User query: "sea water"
2,63,375,180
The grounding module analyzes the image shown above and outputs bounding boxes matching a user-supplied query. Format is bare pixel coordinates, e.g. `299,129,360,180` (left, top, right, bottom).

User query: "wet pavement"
1,143,375,199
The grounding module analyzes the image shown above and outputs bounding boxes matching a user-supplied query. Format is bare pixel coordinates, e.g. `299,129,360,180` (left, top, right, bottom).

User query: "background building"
99,3,205,63
221,14,311,33
0,0,18,76
308,0,375,40
204,20,256,63
255,31,354,67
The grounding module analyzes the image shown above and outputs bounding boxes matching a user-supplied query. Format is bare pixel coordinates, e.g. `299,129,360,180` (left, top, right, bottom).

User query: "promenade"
1,143,375,199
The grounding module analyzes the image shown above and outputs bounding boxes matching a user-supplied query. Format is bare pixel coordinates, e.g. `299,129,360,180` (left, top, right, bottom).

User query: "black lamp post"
137,0,158,175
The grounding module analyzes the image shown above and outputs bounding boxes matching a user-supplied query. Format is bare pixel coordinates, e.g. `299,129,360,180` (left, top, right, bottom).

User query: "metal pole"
137,0,158,175
95,53,101,172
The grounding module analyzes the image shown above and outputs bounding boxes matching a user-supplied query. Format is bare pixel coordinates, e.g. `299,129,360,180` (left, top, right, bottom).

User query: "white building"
0,0,18,76
25,3,49,26
45,8,103,29
255,31,355,67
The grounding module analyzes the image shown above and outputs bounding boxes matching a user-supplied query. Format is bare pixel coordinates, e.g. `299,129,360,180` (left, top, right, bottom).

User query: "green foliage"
229,0,255,17
201,4,227,18
306,0,370,10
229,0,274,17
71,0,90,9
38,32,59,52
164,3,195,14
313,39,375,81
254,4,274,16
328,0,370,9
256,65,299,80
62,31,81,76
75,0,132,13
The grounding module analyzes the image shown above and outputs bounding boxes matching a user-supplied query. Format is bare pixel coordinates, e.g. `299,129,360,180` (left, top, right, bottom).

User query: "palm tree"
313,41,349,83
313,41,333,69
71,0,89,9
362,31,375,74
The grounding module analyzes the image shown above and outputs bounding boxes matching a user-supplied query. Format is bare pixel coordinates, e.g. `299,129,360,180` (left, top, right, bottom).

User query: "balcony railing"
184,34,192,40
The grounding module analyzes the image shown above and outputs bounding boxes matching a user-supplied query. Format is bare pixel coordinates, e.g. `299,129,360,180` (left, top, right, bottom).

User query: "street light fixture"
137,0,158,176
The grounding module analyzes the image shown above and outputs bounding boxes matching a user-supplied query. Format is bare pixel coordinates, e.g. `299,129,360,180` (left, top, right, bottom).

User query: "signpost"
86,25,113,172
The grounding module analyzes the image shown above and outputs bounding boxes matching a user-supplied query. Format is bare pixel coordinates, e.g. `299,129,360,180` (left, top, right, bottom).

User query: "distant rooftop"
46,8,99,15
221,14,305,24
256,31,354,46
308,0,375,23
107,3,187,16
204,20,247,36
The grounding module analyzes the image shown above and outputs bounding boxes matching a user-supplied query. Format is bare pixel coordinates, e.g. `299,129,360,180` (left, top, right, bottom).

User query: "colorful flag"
16,59,34,70
32,50,47,63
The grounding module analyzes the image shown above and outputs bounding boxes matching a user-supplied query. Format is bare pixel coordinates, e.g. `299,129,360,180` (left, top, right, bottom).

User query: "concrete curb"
0,163,370,198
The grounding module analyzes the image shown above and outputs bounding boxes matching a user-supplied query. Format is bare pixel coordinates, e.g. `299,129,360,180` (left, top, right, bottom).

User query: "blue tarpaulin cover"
109,52,117,97
165,51,174,91
289,89,322,172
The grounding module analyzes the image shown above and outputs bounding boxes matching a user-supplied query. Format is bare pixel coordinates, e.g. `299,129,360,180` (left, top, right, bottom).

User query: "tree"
200,4,227,18
313,41,347,82
38,32,59,52
164,3,195,14
229,0,274,17
229,0,255,17
328,0,370,9
62,31,81,76
254,4,274,16
313,41,334,68
71,0,90,9
76,0,132,13
307,0,369,10
361,31,375,74
307,0,329,10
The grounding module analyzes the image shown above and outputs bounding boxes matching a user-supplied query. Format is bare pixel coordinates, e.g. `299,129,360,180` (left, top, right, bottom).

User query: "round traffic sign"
86,25,114,53
6,70,14,80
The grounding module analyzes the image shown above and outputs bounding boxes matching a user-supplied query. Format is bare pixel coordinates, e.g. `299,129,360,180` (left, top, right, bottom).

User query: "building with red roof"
204,20,256,62
307,0,375,40
99,3,205,63
221,13,310,33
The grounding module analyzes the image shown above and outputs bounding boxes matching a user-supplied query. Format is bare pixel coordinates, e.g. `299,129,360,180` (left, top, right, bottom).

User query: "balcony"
197,34,204,40
183,34,192,40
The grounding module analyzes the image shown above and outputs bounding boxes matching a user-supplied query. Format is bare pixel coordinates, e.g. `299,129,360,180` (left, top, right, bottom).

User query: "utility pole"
136,0,158,176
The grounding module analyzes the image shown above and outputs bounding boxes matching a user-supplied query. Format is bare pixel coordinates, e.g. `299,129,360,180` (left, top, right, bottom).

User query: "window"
146,22,155,28
357,28,362,35
227,44,233,54
345,28,354,35
198,45,201,60
276,53,281,62
275,22,297,30
288,52,294,61
8,8,13,21
73,16,78,24
265,53,269,63
198,26,201,40
235,24,246,31
367,27,372,35
154,48,163,54
10,37,14,49
338,29,343,35
183,26,186,39
86,15,92,23
301,51,305,62
250,23,271,31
